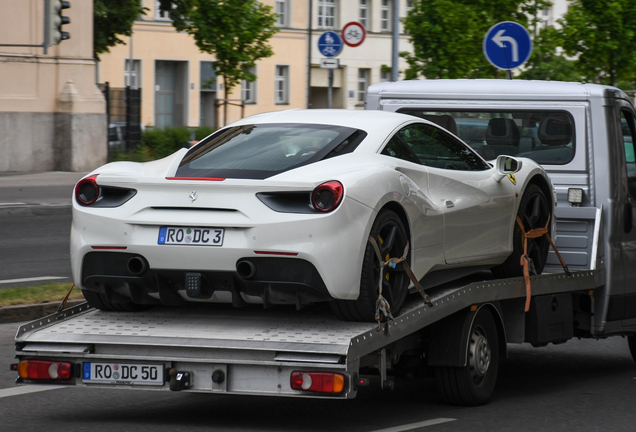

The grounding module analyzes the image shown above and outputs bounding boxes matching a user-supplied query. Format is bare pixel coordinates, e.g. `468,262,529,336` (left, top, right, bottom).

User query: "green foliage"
518,26,581,82
93,0,147,60
158,0,277,98
111,126,215,162
402,0,545,79
559,0,636,87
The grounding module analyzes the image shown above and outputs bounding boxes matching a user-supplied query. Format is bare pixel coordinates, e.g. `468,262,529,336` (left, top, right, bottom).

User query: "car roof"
228,109,416,134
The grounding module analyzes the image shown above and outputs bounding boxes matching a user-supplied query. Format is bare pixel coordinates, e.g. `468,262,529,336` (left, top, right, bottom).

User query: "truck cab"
366,79,636,337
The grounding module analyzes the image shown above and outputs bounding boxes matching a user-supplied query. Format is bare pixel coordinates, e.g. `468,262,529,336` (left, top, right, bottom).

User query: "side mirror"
493,155,522,182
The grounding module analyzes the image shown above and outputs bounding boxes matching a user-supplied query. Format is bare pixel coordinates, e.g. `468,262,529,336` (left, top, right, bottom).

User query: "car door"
396,122,517,264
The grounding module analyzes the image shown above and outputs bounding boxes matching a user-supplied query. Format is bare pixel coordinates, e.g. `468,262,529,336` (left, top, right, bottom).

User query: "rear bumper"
81,252,332,306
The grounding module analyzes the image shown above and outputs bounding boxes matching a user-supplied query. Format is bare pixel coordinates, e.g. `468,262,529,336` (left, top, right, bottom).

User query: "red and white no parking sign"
341,22,366,47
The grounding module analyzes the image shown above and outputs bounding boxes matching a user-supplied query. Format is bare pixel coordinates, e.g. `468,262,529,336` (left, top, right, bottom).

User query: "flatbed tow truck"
12,80,636,406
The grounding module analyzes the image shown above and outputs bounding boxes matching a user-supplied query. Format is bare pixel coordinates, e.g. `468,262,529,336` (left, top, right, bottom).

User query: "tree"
159,0,277,125
402,0,551,80
559,0,636,87
518,26,581,82
94,0,147,60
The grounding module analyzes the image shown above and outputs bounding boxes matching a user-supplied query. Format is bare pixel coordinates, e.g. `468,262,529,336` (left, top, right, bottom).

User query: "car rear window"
176,123,366,179
397,109,575,165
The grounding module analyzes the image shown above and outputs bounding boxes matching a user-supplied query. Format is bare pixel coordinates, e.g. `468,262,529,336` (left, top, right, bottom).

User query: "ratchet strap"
517,213,570,312
368,237,434,332
57,284,75,313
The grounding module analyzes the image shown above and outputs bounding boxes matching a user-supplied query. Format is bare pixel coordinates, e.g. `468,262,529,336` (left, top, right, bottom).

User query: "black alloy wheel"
331,209,410,322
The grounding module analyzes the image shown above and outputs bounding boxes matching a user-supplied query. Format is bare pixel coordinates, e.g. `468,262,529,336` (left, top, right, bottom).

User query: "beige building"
0,0,106,172
98,0,415,129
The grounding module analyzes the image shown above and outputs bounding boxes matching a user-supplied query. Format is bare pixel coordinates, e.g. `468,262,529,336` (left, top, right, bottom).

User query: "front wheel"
435,308,500,406
330,209,410,322
492,184,551,279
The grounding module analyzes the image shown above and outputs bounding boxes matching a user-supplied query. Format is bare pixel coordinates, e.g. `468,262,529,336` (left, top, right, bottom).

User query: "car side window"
381,136,421,164
621,110,636,199
397,123,490,171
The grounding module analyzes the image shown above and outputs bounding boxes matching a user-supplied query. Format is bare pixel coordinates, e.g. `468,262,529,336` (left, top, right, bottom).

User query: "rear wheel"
492,184,551,278
435,308,499,406
331,209,410,322
82,289,149,312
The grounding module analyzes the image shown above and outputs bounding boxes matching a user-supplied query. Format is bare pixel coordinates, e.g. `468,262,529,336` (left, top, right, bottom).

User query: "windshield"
176,123,366,179
397,109,575,165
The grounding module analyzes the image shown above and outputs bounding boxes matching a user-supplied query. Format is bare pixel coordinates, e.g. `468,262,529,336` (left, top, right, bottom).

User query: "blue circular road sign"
483,21,532,70
318,31,343,58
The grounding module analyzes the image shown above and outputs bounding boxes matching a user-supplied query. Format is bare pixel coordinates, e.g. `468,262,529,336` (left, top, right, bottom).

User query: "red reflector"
19,360,72,380
254,251,298,256
166,177,225,181
91,246,128,250
290,371,346,394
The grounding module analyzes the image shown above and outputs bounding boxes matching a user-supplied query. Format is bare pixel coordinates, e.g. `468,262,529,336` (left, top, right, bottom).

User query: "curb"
0,204,71,216
0,299,85,324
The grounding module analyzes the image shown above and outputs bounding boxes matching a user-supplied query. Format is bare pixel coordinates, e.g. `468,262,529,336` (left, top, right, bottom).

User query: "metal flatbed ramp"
14,270,602,398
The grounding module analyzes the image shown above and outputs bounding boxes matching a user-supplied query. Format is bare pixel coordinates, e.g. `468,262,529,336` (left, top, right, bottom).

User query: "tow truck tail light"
18,360,72,380
290,371,346,394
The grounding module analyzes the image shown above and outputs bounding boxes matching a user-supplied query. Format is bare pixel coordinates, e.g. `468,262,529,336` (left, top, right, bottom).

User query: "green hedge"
111,126,216,162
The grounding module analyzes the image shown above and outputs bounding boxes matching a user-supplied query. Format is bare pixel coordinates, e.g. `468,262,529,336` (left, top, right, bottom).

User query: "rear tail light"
18,360,72,380
311,181,344,212
290,371,346,394
75,175,100,205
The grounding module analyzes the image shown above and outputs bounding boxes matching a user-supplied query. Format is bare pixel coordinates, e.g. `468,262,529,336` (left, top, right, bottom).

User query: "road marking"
370,418,457,432
0,385,65,399
0,276,68,285
0,202,27,206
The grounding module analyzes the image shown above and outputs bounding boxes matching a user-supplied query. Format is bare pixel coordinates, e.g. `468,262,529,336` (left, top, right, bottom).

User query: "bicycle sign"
342,22,366,47
318,31,343,58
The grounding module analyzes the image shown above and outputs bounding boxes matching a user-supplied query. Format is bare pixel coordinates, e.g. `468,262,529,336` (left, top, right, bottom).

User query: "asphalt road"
1,319,635,432
0,172,80,289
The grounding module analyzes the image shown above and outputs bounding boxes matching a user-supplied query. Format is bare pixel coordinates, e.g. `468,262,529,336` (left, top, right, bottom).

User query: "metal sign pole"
328,69,333,109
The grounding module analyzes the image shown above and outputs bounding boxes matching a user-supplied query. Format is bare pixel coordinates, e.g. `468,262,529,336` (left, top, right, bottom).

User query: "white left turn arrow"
492,29,518,62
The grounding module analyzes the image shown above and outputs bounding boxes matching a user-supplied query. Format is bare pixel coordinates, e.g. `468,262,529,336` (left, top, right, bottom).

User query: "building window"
381,0,391,32
275,65,289,104
275,0,289,27
318,0,336,29
125,59,141,89
242,66,257,104
155,1,171,21
358,68,370,104
359,0,369,30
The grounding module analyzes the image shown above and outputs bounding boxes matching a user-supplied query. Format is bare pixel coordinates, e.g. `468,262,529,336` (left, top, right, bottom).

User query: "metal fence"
98,83,143,158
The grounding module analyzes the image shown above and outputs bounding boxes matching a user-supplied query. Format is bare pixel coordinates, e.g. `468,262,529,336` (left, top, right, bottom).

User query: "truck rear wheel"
331,209,410,322
492,184,551,278
628,336,636,362
82,289,149,312
435,308,499,406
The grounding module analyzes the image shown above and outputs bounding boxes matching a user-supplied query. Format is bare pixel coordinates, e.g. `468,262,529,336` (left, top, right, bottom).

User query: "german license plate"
82,362,164,386
158,226,224,246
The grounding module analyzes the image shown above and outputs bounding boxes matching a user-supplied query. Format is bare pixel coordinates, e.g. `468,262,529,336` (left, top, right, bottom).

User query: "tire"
330,209,410,322
492,184,551,279
628,335,636,363
82,289,150,312
435,308,499,406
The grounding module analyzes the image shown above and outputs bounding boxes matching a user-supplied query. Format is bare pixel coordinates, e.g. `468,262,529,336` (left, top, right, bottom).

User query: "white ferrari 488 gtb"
72,109,555,322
